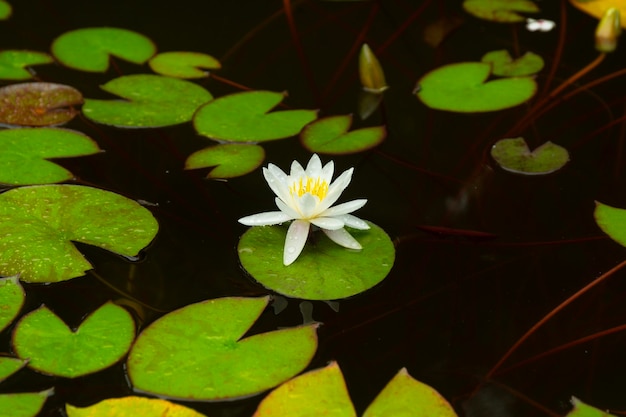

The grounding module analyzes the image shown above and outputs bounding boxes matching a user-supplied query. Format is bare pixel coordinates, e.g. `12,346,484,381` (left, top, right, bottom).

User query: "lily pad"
594,201,626,247
481,50,544,77
82,74,213,127
417,62,536,113
0,127,101,185
66,397,208,417
569,0,626,29
12,302,135,378
127,296,318,401
0,389,52,417
300,114,386,155
0,1,11,20
0,50,54,80
0,275,24,332
254,362,356,417
149,51,221,79
491,137,569,175
567,397,615,417
193,90,318,142
238,222,395,300
0,357,27,381
0,82,83,126
185,143,265,179
0,184,159,283
51,27,156,72
463,0,539,23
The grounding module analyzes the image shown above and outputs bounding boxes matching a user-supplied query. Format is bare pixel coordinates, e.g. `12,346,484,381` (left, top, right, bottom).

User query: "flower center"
289,176,329,200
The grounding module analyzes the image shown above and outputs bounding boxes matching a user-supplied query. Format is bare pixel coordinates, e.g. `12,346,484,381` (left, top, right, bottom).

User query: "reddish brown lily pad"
0,82,83,126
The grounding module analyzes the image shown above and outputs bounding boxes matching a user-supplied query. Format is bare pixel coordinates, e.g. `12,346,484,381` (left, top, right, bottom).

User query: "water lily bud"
359,43,388,94
595,8,621,53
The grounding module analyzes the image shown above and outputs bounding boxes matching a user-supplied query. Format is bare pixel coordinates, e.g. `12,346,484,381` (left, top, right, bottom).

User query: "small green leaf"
0,389,52,417
185,143,265,179
66,396,208,417
12,302,135,378
127,296,318,400
254,362,356,417
567,397,616,417
595,201,626,248
300,114,386,155
82,74,213,127
416,62,536,112
0,0,11,20
149,51,221,79
238,222,395,300
0,357,27,382
0,50,54,80
363,368,458,417
0,128,100,185
52,27,156,72
491,137,569,175
0,275,24,332
194,90,318,142
481,50,544,77
0,82,83,126
0,184,159,283
463,0,539,23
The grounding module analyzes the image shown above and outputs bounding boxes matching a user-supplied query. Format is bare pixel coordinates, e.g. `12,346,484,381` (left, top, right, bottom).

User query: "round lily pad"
0,276,24,332
300,114,386,155
0,0,11,20
463,0,539,23
185,143,265,179
481,50,544,77
149,51,221,79
238,222,395,300
0,50,54,80
491,137,569,175
66,397,208,417
0,389,52,417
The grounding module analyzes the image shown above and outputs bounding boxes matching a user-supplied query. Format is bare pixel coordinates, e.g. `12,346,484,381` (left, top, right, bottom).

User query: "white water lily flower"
239,154,370,266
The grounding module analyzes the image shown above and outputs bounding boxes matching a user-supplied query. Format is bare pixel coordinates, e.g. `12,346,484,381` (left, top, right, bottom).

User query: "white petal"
322,227,362,250
316,168,353,213
297,193,319,218
310,216,344,230
284,219,310,265
239,211,293,226
320,160,334,183
275,197,301,219
263,167,291,202
305,154,322,176
290,160,305,178
337,214,370,230
323,199,367,216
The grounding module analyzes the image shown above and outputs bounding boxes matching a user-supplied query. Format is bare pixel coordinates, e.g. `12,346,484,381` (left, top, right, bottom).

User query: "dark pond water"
3,0,626,416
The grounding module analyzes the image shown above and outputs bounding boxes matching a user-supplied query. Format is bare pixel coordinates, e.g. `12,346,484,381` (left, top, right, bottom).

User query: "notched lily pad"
66,397,208,417
0,357,27,382
0,50,54,80
0,275,24,332
595,201,626,248
52,27,156,72
481,50,544,77
194,90,318,142
238,222,395,300
0,388,53,417
0,127,101,185
491,137,569,175
185,143,265,179
416,62,536,112
300,114,386,155
0,82,83,126
149,51,221,79
83,74,213,127
463,0,539,23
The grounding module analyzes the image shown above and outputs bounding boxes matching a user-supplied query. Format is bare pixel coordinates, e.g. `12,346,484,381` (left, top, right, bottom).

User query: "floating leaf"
300,114,386,155
0,357,27,382
51,27,156,72
569,0,626,29
416,62,536,112
238,222,395,300
185,143,265,179
82,74,212,127
594,201,626,248
0,184,159,283
359,44,388,93
567,397,615,417
463,0,539,23
127,296,318,400
0,128,100,185
0,275,24,332
149,51,221,79
194,90,318,142
0,389,52,417
0,50,54,80
66,396,208,417
481,50,544,77
0,82,83,126
12,302,135,378
363,368,457,417
0,0,11,20
491,137,569,175
254,362,356,417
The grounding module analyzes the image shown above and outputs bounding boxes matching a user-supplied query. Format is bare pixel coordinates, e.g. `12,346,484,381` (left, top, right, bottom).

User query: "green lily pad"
66,397,208,417
300,114,386,155
491,137,569,175
0,127,101,185
0,50,54,80
238,222,395,300
193,90,318,142
0,0,11,20
594,201,626,248
363,368,457,417
0,275,24,332
0,82,83,126
127,296,318,400
82,74,213,127
0,389,52,417
567,397,615,417
0,184,159,283
51,27,156,72
185,143,265,179
0,357,27,382
481,50,544,77
463,0,539,23
12,302,135,378
416,62,536,112
149,51,221,79
254,362,356,417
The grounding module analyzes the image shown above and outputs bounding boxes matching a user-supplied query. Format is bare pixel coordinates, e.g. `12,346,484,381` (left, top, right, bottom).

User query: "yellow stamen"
289,176,329,199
